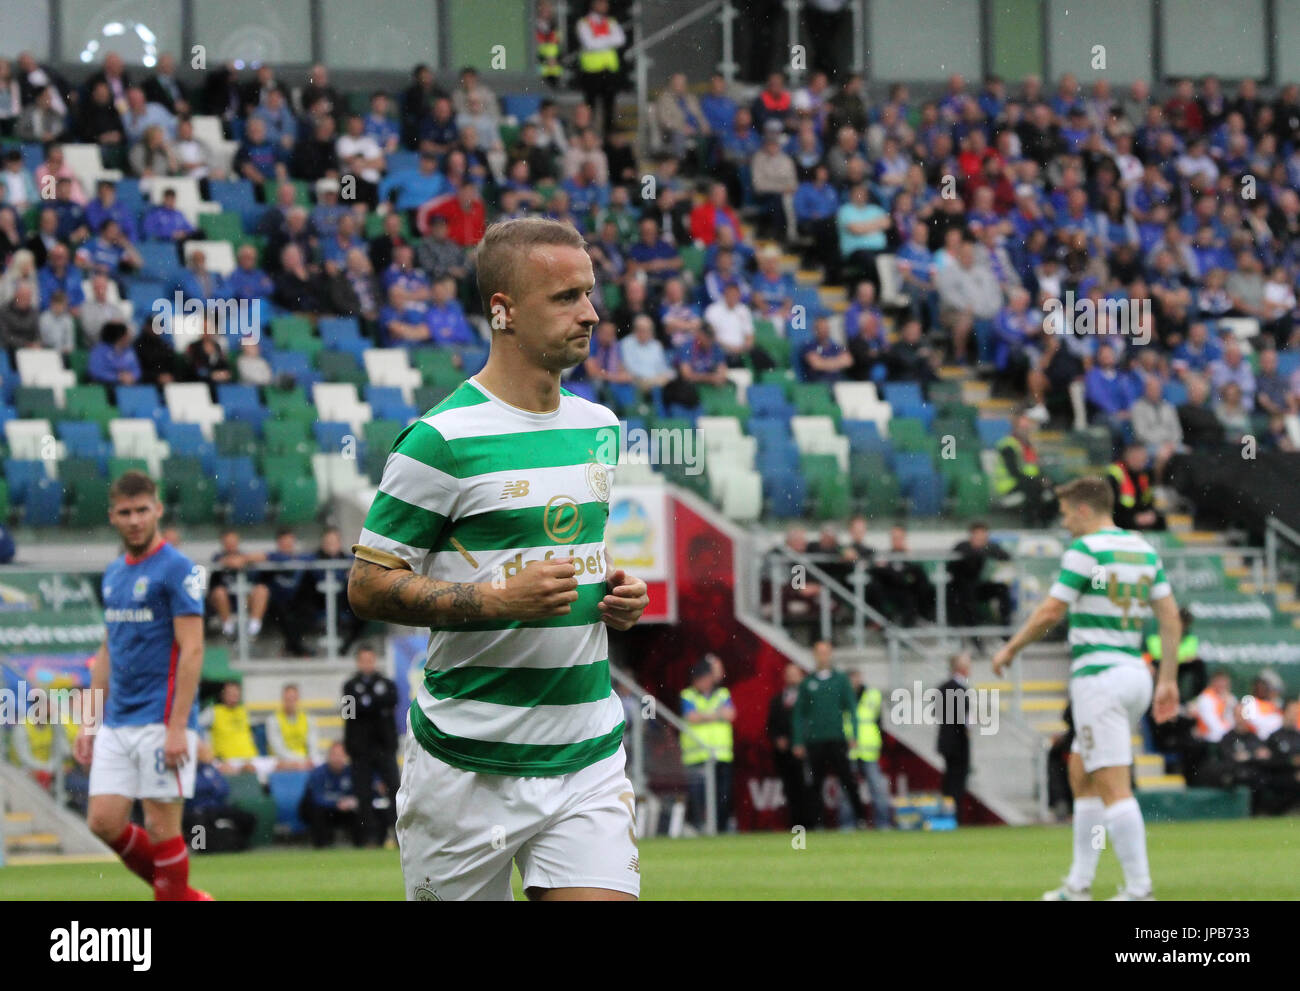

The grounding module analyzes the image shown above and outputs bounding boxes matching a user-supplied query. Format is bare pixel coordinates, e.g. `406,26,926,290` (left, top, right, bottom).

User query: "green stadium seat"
860,471,902,517
888,416,932,453
15,386,57,419
214,420,257,458
64,385,114,430
929,380,963,407
172,476,217,524
65,477,110,527
601,282,623,313
413,386,449,414
276,476,318,524
753,319,789,367
199,212,243,242
271,315,315,344
162,456,204,499
265,389,316,425
790,383,841,421
679,245,706,279
316,350,366,387
364,211,411,239
953,471,991,517
109,457,149,478
58,457,105,486
417,355,468,393
364,419,404,455
264,419,313,456
262,454,311,497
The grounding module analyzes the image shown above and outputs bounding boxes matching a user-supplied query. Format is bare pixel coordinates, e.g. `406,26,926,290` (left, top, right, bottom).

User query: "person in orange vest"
1193,670,1235,743
1246,670,1285,739
575,0,626,138
1106,443,1166,531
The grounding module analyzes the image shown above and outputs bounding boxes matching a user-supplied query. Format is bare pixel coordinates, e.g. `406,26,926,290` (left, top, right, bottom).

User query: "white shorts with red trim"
89,724,199,801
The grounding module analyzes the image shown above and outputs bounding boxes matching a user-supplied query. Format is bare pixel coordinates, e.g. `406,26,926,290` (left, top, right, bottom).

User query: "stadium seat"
214,420,258,458
264,420,314,458
109,419,170,477
312,383,372,434
183,239,237,277
5,458,48,503
60,143,122,194
14,386,56,420
24,476,63,525
311,452,370,500
15,350,75,405
365,348,423,402
5,418,54,461
213,456,257,500
198,211,244,243
216,384,269,433
313,421,355,454
764,472,807,519
718,468,763,522
364,387,418,424
138,241,184,281
276,476,319,524
164,382,225,440
229,475,271,524
746,384,796,419
146,177,206,226
65,476,110,527
319,317,369,359
172,475,218,524
63,384,114,431
317,349,367,389
267,770,310,834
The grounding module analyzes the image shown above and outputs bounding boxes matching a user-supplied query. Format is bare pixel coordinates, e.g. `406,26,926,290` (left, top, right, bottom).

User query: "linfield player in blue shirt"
75,471,212,901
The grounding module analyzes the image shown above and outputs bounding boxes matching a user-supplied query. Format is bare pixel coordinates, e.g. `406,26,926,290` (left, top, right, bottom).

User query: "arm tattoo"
352,560,485,627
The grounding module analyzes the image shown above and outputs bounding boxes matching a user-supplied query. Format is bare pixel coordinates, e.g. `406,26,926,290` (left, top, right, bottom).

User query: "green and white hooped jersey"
356,378,625,777
1047,527,1172,677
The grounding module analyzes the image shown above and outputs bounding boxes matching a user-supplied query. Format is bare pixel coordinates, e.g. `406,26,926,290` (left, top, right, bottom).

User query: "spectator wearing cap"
680,658,735,833
311,178,349,239
751,118,798,240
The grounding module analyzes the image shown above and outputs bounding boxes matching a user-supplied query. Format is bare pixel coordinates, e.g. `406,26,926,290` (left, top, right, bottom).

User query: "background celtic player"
993,477,1181,901
348,218,649,901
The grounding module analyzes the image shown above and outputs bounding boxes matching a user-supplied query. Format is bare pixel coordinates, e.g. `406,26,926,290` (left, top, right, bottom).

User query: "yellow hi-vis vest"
211,704,259,759
578,16,620,74
992,435,1039,496
276,708,310,758
537,37,562,79
680,687,733,765
1145,633,1200,664
848,688,883,762
17,720,78,765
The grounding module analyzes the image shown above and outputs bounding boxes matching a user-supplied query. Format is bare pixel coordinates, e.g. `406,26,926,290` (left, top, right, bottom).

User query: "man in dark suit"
767,661,810,828
936,651,973,821
142,53,190,115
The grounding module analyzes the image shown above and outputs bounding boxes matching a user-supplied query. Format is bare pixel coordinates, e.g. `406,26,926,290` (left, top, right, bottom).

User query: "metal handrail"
610,664,721,836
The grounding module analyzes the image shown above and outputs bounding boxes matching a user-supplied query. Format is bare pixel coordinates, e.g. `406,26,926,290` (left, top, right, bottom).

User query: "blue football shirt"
101,542,205,729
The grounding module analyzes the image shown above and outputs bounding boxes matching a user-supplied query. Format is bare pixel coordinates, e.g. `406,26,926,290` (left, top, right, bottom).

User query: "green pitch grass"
4,818,1297,900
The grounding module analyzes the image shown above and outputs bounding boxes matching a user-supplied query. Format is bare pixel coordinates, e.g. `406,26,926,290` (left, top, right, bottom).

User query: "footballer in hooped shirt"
75,470,213,901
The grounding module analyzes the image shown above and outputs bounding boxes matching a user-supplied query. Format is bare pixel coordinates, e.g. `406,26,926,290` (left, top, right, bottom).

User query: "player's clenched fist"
493,557,581,620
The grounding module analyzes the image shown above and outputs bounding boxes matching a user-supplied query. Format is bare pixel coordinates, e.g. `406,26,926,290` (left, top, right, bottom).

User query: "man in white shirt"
703,281,756,363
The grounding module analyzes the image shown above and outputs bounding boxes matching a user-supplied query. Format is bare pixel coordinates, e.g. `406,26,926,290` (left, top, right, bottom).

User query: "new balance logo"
500,480,530,499
627,855,640,874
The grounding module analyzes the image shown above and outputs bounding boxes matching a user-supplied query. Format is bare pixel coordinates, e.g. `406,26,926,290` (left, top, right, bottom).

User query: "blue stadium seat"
319,317,368,358
765,472,807,518
976,418,1012,448
890,450,934,477
904,470,944,516
207,179,256,219
0,404,18,426
883,382,924,409
842,419,891,454
267,352,320,390
213,456,256,499
566,381,598,402
313,421,354,453
138,242,183,281
20,143,43,172
57,422,112,466
365,386,418,423
216,384,269,433
25,476,64,525
116,384,171,428
5,460,46,505
747,385,795,419
889,398,935,429
502,94,542,122
125,279,175,320
1278,351,1300,379
228,475,270,524
267,770,310,834
748,417,793,448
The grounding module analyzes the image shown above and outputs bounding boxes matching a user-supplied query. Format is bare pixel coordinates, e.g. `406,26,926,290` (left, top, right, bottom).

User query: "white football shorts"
395,717,640,901
89,723,199,801
1069,664,1153,773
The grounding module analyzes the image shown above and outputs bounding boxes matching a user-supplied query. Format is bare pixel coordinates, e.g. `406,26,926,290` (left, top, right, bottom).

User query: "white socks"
248,618,262,637
1066,796,1105,890
222,617,236,636
1104,797,1151,896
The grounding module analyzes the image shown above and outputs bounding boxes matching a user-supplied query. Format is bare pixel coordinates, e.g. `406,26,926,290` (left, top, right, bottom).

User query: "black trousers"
803,6,851,80
774,748,811,829
301,800,365,848
807,740,864,827
348,742,401,844
947,580,1012,626
580,70,620,136
940,743,970,819
183,806,256,853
